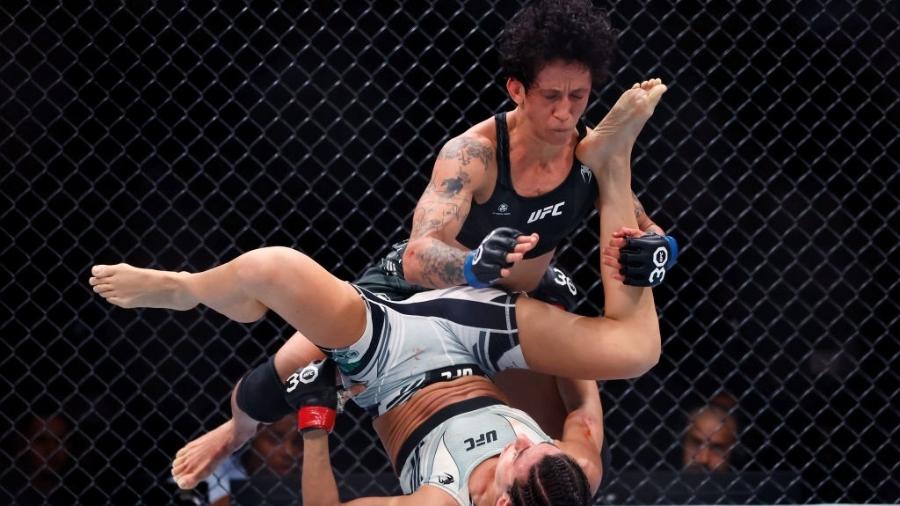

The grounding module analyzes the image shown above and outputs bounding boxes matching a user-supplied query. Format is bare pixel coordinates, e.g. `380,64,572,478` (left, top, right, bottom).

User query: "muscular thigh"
273,331,328,380
242,247,367,349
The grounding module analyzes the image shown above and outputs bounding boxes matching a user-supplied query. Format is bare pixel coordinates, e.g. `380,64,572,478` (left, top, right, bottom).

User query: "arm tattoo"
408,182,471,286
436,169,471,198
632,191,647,220
418,243,467,286
438,137,493,169
632,191,665,234
405,136,492,286
410,181,466,239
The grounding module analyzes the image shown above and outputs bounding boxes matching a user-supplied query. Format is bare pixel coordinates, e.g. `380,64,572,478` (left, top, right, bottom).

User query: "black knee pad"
235,356,293,423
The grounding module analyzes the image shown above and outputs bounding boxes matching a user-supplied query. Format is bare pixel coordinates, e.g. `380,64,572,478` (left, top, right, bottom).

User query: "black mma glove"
284,359,340,433
463,227,521,288
529,264,579,312
620,233,679,287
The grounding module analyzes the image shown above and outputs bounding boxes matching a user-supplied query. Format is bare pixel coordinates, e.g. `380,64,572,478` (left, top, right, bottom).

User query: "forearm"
302,430,343,506
404,134,491,288
555,376,602,417
402,237,467,288
557,377,604,458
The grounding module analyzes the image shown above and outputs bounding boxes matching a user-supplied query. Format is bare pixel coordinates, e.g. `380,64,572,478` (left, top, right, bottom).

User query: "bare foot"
171,419,257,490
576,78,667,170
89,263,196,310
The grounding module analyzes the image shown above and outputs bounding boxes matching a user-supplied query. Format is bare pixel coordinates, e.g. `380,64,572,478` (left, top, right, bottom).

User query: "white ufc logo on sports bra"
527,201,565,223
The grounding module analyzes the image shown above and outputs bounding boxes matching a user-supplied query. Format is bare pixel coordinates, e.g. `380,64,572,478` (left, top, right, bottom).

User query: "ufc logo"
285,362,322,393
464,430,498,451
527,202,565,223
440,367,473,380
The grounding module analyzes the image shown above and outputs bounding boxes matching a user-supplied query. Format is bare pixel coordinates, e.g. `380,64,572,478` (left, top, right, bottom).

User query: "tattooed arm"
632,191,665,235
402,134,494,288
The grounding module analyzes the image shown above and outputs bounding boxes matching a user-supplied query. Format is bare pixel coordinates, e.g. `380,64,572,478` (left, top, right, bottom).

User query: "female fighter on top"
154,0,677,494
90,79,668,505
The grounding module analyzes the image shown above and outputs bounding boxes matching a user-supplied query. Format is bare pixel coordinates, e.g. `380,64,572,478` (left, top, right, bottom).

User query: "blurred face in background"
23,415,70,474
243,415,303,477
682,408,737,472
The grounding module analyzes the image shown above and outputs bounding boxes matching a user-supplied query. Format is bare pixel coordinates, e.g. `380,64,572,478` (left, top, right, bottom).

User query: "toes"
92,283,114,294
174,447,190,461
91,265,111,277
175,474,196,490
647,84,668,103
172,461,195,488
106,297,128,307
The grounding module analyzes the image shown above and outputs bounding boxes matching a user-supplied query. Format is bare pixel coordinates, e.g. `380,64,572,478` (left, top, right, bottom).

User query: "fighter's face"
517,61,592,145
493,434,562,491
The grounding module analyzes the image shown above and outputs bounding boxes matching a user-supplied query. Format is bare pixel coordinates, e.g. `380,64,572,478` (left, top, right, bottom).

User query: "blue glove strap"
664,235,679,269
463,250,491,288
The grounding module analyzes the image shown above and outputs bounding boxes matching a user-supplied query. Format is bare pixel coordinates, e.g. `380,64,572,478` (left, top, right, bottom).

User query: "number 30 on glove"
620,233,679,287
284,359,340,433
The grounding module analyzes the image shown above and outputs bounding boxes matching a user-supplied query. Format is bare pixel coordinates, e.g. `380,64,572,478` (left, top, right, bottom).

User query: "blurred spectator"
682,393,739,473
203,414,303,506
2,414,74,505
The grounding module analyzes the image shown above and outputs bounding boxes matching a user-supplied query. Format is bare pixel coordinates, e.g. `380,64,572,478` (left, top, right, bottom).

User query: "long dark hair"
508,453,592,506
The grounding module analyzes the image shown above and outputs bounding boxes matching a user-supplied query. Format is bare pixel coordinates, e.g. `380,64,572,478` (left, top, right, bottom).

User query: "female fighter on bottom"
89,81,667,505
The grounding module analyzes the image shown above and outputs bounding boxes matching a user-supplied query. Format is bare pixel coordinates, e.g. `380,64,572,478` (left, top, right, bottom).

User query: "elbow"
402,240,426,286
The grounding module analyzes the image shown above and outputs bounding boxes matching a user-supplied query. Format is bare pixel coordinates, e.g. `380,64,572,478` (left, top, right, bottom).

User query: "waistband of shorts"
396,396,506,470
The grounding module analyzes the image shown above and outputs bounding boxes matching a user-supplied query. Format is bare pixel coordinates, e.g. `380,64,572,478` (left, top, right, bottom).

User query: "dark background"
1,1,897,503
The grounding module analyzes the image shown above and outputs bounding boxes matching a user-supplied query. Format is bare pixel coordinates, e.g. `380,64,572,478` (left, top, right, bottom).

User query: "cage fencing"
1,1,897,504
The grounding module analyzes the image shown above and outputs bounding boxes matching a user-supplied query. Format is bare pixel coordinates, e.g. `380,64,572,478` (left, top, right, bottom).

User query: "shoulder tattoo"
438,136,493,170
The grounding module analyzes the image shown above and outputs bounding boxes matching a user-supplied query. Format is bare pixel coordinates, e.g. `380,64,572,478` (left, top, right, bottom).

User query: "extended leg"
89,246,366,350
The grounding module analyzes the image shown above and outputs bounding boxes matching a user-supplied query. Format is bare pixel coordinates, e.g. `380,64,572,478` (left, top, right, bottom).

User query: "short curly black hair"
498,0,616,90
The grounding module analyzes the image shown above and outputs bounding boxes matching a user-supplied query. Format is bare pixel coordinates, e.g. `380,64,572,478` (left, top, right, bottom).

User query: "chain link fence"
2,1,897,504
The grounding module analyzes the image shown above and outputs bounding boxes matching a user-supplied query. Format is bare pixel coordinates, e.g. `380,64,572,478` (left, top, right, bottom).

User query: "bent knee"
234,247,306,290
628,342,661,377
